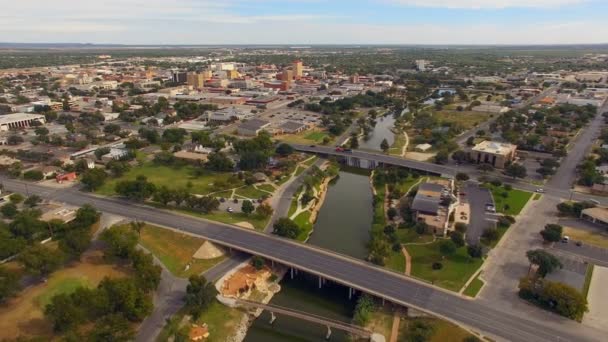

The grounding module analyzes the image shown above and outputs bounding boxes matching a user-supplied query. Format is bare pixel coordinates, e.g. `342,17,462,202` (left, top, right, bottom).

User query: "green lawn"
295,165,307,176
487,185,533,216
396,228,435,244
388,129,407,156
435,110,492,130
139,224,226,277
396,176,426,194
277,129,332,145
305,131,328,142
582,264,594,299
96,162,242,196
176,208,270,231
294,211,313,241
35,277,92,307
407,242,483,291
256,184,276,193
235,185,268,199
386,251,406,273
463,274,485,298
533,193,542,201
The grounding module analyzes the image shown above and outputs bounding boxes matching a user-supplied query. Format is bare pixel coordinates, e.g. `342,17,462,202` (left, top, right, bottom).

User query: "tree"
0,266,19,303
439,240,457,256
467,244,483,258
130,250,162,292
349,136,359,149
89,313,135,342
130,221,146,236
115,175,156,202
81,168,108,191
251,256,265,270
206,152,234,172
73,204,101,228
454,222,468,233
481,227,499,243
18,245,65,276
23,170,44,181
455,172,469,181
434,149,449,165
505,163,527,179
9,193,24,204
450,231,465,247
466,136,475,146
255,203,274,218
541,280,588,321
59,229,92,259
272,217,302,239
24,195,42,207
540,224,563,243
452,150,468,164
100,225,138,259
7,135,24,145
406,320,435,342
96,277,152,321
526,249,562,277
44,293,87,332
387,207,398,220
477,163,494,173
380,138,389,153
185,275,218,318
275,143,295,157
241,200,254,215
1,202,18,218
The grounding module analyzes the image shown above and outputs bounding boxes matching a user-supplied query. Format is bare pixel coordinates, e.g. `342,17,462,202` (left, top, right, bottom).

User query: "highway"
0,178,600,342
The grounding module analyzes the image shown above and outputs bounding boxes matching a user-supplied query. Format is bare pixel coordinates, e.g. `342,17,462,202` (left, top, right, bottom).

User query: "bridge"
0,178,593,342
290,144,455,176
234,299,381,341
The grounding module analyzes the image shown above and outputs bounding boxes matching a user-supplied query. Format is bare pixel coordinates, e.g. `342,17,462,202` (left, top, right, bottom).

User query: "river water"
359,114,396,152
244,171,374,342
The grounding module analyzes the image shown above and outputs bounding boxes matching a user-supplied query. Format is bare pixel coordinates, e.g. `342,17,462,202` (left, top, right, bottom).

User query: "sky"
1,0,607,45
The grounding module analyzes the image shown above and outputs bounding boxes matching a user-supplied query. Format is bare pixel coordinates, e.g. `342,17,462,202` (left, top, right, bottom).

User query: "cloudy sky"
0,0,607,45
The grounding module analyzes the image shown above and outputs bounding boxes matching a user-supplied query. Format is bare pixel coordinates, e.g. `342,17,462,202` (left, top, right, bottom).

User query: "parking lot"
462,182,498,244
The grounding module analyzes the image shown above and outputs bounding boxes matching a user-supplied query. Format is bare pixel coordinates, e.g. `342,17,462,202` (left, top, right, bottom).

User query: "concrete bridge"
235,298,384,341
291,144,455,177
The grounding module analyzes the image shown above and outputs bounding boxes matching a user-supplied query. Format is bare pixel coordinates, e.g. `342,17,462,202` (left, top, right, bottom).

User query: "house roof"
280,121,307,131
411,183,444,214
239,119,270,131
582,207,608,223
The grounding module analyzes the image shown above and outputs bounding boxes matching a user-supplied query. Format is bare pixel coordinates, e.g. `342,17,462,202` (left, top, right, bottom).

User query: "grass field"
256,184,276,193
96,162,242,196
396,228,435,244
234,185,268,199
435,110,492,130
386,251,406,273
463,274,485,298
139,224,226,277
294,211,313,241
407,242,483,291
582,264,594,299
398,317,478,342
487,184,533,216
302,155,318,166
176,208,270,230
0,250,128,340
563,226,608,249
277,128,331,145
388,129,407,156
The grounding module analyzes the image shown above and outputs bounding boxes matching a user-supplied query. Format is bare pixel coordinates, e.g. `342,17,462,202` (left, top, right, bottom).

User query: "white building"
0,113,46,131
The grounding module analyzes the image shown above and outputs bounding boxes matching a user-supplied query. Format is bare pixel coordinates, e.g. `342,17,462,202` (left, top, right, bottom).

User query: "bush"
9,193,24,204
415,222,428,235
497,216,513,228
23,170,44,181
454,222,468,233
490,179,502,187
504,184,513,191
482,228,500,243
450,231,465,247
540,224,563,242
432,262,443,270
467,244,483,258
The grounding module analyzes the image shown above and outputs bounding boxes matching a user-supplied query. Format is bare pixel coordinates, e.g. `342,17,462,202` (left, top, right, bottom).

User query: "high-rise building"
226,70,239,80
293,60,303,79
186,71,212,89
172,70,188,84
350,73,360,83
415,60,427,71
281,70,294,89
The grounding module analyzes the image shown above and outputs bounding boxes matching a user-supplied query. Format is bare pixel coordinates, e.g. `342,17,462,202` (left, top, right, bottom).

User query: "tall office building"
172,70,188,84
186,71,212,89
281,70,294,89
293,60,303,79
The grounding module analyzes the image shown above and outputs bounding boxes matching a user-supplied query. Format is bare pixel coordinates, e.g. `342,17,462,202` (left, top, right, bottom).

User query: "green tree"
59,229,92,259
24,195,42,207
439,240,457,256
505,163,527,179
452,150,468,164
100,225,138,259
455,172,470,181
454,222,468,233
540,224,563,243
450,231,465,247
241,200,255,215
272,217,302,239
9,193,24,204
206,152,235,172
44,293,87,332
115,175,156,202
255,203,274,219
251,256,265,270
380,138,389,153
434,149,449,165
1,202,18,218
18,245,64,276
89,313,136,342
185,275,218,318
0,266,19,303
541,281,588,321
275,143,295,156
130,250,162,292
482,227,499,243
467,244,483,258
81,168,108,191
526,249,562,277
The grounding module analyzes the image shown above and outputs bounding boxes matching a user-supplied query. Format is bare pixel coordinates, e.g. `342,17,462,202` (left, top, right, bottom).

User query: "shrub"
432,262,443,270
467,244,483,258
490,179,502,187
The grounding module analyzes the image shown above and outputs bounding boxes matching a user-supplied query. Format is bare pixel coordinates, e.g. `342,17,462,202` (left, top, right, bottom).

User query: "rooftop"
472,140,516,156
0,113,45,124
582,207,608,223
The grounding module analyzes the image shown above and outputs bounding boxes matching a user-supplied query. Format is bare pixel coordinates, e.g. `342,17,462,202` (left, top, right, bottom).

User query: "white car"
227,207,234,213
536,188,544,193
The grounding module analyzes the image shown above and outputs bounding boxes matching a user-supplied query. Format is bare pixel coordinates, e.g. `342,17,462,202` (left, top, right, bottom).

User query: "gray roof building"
411,183,444,215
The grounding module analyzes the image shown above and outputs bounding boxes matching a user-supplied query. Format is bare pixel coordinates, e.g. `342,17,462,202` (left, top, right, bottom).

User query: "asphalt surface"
0,178,602,342
136,253,248,342
552,242,608,268
463,183,497,245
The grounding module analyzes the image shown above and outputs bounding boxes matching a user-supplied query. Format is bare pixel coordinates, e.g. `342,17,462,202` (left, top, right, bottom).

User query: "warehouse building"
0,113,46,131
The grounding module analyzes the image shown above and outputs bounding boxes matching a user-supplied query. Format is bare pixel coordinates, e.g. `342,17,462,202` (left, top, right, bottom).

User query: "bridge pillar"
325,326,332,340
290,267,294,279
269,311,276,324
271,260,274,267
318,276,322,289
348,287,352,300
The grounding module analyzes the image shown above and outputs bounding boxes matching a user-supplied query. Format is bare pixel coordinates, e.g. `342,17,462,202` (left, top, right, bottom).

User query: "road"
135,254,248,342
1,178,604,342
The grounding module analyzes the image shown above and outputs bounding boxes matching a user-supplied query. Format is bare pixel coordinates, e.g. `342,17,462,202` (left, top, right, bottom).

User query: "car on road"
536,188,544,193
335,147,345,152
227,207,234,213
562,235,570,243
309,145,316,148
343,148,353,153
588,199,601,205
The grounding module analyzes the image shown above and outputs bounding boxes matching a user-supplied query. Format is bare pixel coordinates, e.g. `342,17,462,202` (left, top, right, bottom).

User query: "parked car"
562,236,570,243
536,188,544,193
335,147,345,152
227,207,233,213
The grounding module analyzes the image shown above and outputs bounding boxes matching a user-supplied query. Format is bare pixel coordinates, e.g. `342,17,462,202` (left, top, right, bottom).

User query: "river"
244,171,374,341
359,114,396,152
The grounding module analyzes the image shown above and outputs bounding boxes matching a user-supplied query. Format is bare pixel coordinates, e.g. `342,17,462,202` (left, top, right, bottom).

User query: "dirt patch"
220,264,271,298
405,152,435,161
235,222,254,229
193,241,225,260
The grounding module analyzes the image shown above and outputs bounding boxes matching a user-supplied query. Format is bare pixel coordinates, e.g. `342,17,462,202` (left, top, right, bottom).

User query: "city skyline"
1,0,607,45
